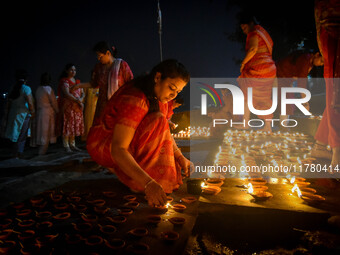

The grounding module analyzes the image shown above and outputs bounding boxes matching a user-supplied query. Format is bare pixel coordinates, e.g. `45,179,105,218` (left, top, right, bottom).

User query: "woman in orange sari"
238,14,277,132
87,59,192,207
312,0,340,167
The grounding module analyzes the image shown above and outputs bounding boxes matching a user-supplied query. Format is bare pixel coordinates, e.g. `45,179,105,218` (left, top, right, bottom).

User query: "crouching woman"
87,59,193,207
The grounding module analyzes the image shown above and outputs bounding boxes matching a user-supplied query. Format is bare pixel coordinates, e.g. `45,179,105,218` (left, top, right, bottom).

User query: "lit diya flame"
292,184,302,198
166,202,172,208
247,183,254,194
290,176,296,184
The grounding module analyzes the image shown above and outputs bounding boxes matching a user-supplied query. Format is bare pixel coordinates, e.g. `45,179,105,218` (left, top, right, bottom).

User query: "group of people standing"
2,41,134,157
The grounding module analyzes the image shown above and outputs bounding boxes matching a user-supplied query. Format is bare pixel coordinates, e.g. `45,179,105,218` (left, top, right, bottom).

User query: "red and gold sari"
86,82,181,193
314,0,340,148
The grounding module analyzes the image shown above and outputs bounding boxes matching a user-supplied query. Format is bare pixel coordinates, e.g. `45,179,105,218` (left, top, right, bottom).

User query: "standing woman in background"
237,13,277,132
4,70,35,158
57,64,85,153
34,72,59,155
73,41,133,125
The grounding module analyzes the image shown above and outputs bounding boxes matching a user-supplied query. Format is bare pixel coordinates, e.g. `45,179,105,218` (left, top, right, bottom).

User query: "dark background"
0,0,322,108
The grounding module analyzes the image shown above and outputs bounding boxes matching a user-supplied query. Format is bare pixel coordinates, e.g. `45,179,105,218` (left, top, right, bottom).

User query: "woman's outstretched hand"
144,180,167,207
176,155,194,177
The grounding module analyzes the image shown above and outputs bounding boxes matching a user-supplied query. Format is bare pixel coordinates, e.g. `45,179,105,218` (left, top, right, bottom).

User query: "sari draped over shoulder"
86,82,181,194
238,25,277,119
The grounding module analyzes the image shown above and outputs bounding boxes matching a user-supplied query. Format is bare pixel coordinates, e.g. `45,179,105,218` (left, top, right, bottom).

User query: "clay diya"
54,203,69,210
30,197,44,205
65,233,83,245
17,219,35,228
36,221,53,230
16,209,32,217
123,195,137,202
169,217,186,226
147,215,162,224
300,187,317,194
128,228,148,237
0,229,12,240
0,219,12,229
71,204,87,213
11,202,25,210
72,222,93,233
52,212,71,220
250,191,273,201
249,178,267,186
18,230,35,242
205,178,224,187
36,233,59,247
85,235,104,246
103,191,116,198
172,204,187,212
161,230,180,242
106,215,127,224
118,208,134,216
50,194,63,202
0,240,16,254
31,201,47,209
87,199,106,207
126,243,149,254
301,193,326,203
99,224,117,235
67,196,82,203
202,186,221,195
166,196,174,203
295,181,311,187
104,238,125,250
123,201,140,209
252,185,269,192
181,196,197,204
94,206,109,214
35,211,52,220
81,213,98,222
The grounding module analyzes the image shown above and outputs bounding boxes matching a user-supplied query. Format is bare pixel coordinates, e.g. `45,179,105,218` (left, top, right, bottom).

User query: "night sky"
1,0,317,104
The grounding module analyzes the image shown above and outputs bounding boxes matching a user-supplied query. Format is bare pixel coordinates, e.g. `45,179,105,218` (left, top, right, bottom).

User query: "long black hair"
133,59,190,113
59,63,75,80
41,72,52,86
93,41,118,58
8,69,28,100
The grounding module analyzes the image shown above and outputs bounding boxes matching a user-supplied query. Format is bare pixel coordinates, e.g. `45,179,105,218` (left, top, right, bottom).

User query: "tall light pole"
157,0,163,62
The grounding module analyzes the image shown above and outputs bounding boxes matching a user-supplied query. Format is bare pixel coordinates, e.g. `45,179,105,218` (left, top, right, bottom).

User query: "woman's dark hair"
238,11,259,25
134,59,190,113
93,41,118,58
41,72,52,86
8,69,28,100
59,63,75,80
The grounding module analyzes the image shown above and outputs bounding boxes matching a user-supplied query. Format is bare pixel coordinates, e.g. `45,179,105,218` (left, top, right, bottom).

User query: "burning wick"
201,182,207,189
291,184,302,198
166,202,172,208
247,183,254,194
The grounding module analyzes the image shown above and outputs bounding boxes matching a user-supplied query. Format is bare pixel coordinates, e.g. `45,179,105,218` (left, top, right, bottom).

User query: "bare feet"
311,142,332,160
70,146,82,152
65,147,73,153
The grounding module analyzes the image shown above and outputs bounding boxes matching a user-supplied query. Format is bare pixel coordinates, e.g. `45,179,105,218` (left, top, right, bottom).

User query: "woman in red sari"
73,41,133,125
57,64,85,152
237,14,277,132
312,0,340,167
87,59,192,207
